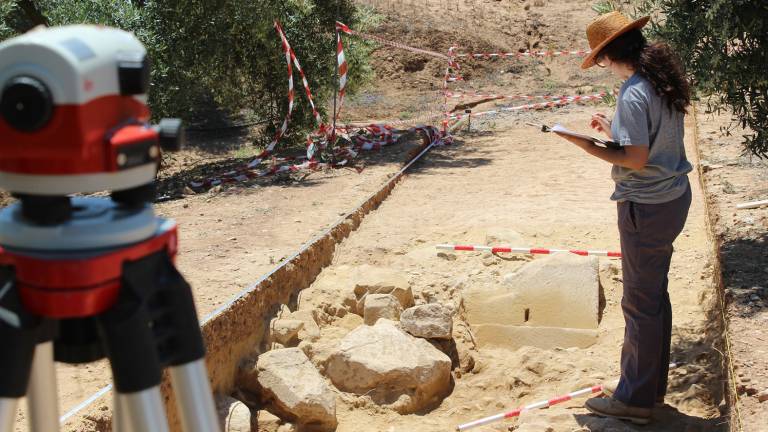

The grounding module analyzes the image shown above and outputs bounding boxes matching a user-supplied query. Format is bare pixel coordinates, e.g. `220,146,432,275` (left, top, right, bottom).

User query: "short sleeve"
613,90,650,147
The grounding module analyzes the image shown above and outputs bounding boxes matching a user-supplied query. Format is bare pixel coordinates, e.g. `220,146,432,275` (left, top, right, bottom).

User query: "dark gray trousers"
613,183,692,408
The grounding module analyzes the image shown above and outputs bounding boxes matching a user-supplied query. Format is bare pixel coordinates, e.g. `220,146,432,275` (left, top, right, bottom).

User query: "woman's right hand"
590,113,612,139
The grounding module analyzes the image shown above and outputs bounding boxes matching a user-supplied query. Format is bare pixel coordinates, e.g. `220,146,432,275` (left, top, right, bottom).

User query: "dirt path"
281,106,726,431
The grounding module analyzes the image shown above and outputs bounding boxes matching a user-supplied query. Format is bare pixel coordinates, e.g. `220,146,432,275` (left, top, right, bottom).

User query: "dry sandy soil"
8,0,766,430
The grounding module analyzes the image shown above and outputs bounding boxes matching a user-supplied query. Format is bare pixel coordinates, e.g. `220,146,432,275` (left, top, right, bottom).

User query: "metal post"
466,109,471,132
115,388,170,432
0,398,19,432
27,342,59,432
169,360,220,432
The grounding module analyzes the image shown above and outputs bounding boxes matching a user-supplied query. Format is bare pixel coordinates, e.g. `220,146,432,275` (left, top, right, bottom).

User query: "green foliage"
0,2,16,40
0,0,375,145
636,0,768,157
591,1,619,15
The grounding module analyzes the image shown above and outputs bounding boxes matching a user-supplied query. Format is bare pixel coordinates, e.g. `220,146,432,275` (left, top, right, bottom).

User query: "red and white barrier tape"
447,92,608,121
190,125,446,189
456,385,602,430
453,49,590,59
442,47,456,134
338,124,447,158
335,21,349,120
446,89,616,102
340,91,607,130
436,244,621,258
335,21,450,61
245,21,296,169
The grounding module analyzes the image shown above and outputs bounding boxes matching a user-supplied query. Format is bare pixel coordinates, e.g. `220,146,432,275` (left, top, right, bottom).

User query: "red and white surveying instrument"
0,25,220,431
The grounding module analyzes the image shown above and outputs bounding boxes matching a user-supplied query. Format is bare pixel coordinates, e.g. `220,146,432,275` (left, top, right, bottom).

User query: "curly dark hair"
598,29,691,114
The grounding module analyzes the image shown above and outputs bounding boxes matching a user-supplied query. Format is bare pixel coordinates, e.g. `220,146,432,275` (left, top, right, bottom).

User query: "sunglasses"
595,54,608,68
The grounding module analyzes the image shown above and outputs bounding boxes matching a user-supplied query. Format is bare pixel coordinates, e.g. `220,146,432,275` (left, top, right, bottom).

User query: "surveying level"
0,25,219,432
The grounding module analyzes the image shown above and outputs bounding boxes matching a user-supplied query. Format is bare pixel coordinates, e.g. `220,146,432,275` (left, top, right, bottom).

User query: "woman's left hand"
554,131,595,151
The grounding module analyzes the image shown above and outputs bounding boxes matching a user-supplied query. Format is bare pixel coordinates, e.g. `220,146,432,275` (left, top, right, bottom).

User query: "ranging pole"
436,244,622,258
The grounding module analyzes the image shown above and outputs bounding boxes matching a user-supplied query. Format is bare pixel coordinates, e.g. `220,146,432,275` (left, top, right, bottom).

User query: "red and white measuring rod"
436,244,622,258
457,362,679,431
456,384,602,431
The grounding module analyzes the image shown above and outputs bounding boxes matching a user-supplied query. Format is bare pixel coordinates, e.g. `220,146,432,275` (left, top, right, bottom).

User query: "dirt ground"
8,0,766,430
277,106,727,431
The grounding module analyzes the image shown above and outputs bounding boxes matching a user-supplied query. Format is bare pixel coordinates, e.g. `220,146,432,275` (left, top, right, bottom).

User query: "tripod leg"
121,252,220,432
169,359,219,432
0,398,19,432
27,341,59,432
113,391,130,432
0,268,48,432
115,388,169,432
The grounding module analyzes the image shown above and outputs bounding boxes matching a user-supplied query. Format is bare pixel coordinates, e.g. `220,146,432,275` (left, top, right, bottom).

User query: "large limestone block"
473,324,597,349
363,293,403,325
463,253,599,349
300,325,355,374
400,303,453,340
325,320,451,413
256,348,337,431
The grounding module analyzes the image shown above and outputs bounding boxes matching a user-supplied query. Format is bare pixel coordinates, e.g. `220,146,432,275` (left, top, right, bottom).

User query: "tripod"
0,195,221,432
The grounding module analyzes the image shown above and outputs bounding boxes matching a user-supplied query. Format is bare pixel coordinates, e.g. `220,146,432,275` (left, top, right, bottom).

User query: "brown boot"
601,380,665,406
585,396,652,425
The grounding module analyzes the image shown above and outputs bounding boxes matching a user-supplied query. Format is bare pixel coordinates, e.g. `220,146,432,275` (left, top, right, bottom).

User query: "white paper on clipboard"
550,124,617,146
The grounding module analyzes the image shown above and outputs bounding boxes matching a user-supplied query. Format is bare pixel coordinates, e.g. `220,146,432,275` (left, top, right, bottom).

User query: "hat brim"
581,16,650,69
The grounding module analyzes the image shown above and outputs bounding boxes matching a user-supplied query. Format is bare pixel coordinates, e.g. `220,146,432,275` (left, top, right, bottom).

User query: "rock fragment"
325,320,451,413
216,396,252,432
270,319,304,346
255,348,337,431
363,293,403,325
400,303,453,340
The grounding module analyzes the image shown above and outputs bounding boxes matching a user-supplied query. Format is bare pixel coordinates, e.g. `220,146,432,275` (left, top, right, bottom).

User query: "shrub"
0,0,375,146
637,0,768,157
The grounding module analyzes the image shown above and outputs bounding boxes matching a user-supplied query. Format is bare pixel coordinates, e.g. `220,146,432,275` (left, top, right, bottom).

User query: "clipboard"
526,122,622,150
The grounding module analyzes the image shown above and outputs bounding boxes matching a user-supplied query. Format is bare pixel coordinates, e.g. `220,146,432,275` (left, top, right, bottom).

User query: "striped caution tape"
446,92,608,121
445,89,616,102
335,21,349,120
245,21,296,170
453,49,591,59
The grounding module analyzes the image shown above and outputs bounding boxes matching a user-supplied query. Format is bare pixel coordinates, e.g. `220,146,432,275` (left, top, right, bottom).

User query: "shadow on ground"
408,137,494,173
573,407,727,432
720,233,768,318
155,132,462,202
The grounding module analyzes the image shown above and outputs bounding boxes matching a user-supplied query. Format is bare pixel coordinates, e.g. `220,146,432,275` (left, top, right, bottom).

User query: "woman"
555,11,693,425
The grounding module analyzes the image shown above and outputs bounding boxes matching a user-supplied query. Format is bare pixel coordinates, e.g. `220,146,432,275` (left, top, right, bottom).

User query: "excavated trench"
156,111,730,432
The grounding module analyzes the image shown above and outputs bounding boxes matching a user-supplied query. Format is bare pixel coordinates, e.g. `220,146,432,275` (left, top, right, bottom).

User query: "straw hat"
581,11,650,69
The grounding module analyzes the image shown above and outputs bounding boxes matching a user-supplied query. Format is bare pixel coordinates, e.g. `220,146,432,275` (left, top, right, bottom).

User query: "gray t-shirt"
610,73,692,204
